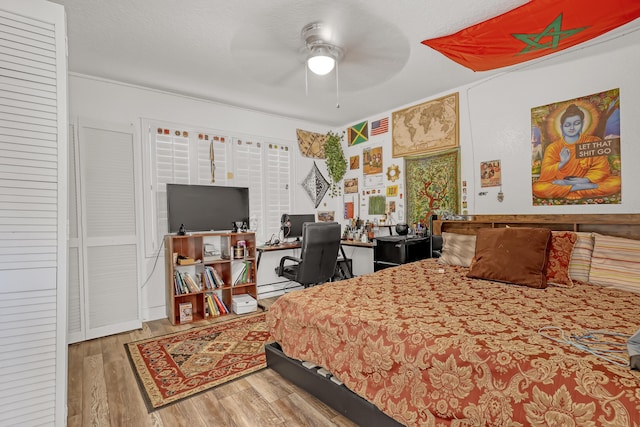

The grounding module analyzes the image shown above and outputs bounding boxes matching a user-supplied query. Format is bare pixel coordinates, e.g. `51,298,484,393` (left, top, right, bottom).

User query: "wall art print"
406,149,460,227
392,92,459,158
344,177,358,194
480,160,502,188
363,146,383,175
317,211,335,222
301,162,330,208
349,155,360,170
368,195,386,215
296,128,326,159
531,88,621,206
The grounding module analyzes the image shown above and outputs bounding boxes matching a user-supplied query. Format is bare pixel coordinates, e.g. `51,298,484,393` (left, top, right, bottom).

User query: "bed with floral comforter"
267,258,640,426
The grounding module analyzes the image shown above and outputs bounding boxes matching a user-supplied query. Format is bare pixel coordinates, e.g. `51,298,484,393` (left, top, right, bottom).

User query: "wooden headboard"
431,214,640,240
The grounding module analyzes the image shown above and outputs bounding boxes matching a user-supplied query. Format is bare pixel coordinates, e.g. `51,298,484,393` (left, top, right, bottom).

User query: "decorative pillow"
467,227,551,288
546,231,577,287
589,233,640,293
568,232,595,283
437,232,476,267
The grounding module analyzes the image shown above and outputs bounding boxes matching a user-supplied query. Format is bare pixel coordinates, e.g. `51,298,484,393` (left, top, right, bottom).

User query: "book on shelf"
174,271,188,294
203,267,214,290
231,261,247,286
179,302,193,322
177,255,196,265
212,293,229,314
206,294,219,317
182,272,200,293
211,267,225,287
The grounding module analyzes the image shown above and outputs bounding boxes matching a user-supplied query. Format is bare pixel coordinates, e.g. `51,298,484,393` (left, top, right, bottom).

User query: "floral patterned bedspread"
267,259,640,426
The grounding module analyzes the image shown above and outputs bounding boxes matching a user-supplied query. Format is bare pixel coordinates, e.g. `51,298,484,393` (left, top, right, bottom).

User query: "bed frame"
266,213,640,427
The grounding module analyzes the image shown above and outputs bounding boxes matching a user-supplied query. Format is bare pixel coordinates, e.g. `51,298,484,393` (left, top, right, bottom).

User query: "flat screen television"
285,214,315,240
166,184,249,233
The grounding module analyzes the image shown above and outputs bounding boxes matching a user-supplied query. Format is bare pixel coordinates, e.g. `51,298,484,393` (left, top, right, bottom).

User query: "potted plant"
324,130,347,197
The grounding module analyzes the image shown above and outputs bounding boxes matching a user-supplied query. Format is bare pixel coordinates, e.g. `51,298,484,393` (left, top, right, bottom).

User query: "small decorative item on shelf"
233,245,246,259
395,223,409,236
179,302,193,322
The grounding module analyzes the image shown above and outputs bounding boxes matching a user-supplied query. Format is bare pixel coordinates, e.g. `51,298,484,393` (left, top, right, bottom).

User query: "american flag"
371,117,388,135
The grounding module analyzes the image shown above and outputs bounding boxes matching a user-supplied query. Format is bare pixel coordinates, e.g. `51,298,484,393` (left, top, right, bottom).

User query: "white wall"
68,28,640,322
68,75,329,321
340,29,640,226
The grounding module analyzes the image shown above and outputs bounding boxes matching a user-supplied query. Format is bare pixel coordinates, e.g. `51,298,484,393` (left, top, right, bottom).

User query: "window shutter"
233,138,264,239
265,143,292,240
154,131,190,242
196,135,228,185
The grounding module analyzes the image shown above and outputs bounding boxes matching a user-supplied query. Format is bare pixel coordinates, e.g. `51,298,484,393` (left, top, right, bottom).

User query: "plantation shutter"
265,143,292,240
232,138,264,239
156,131,189,235
0,1,67,425
196,135,229,185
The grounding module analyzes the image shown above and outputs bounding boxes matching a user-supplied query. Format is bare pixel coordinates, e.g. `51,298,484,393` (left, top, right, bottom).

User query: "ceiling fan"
229,8,410,95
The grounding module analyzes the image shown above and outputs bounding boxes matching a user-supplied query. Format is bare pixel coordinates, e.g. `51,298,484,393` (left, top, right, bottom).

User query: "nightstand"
373,236,431,271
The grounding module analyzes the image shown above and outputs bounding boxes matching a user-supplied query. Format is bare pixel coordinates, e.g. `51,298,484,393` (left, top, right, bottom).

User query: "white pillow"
437,232,476,267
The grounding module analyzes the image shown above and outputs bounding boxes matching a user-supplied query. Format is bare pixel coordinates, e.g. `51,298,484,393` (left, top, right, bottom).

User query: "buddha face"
562,114,583,141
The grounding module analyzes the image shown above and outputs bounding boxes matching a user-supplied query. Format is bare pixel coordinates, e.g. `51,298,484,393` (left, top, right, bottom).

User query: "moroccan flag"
348,121,368,145
422,0,640,71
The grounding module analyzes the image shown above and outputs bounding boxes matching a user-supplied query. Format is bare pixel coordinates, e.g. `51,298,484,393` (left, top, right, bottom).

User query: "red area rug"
125,312,270,410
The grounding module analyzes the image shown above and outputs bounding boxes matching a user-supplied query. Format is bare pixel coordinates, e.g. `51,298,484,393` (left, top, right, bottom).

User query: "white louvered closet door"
0,1,67,426
78,120,141,340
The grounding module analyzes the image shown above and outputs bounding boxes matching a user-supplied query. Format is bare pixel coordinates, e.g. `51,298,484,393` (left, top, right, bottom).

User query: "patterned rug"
125,312,270,411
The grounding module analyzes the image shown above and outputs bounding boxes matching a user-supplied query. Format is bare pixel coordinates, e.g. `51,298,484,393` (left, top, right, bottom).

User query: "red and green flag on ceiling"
422,0,640,72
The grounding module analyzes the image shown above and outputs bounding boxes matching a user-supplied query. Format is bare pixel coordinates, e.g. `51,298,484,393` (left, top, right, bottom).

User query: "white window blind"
265,143,291,240
143,120,293,252
232,138,264,237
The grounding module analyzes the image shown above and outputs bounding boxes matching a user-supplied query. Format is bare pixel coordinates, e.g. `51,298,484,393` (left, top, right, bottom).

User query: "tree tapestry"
406,149,459,228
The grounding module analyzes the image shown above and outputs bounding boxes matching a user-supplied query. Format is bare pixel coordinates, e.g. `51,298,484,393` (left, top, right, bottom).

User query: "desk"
256,241,354,278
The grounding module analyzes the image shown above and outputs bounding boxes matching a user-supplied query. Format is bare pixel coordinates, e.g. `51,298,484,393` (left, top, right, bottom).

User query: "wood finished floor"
67,305,358,427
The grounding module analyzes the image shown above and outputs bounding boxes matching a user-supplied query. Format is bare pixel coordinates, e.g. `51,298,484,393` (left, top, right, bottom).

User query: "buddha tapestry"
531,88,621,206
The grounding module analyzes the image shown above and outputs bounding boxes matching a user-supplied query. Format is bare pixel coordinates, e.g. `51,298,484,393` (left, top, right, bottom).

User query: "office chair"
275,222,342,288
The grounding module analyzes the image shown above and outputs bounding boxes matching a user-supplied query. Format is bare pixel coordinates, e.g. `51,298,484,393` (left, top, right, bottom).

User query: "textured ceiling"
51,0,640,126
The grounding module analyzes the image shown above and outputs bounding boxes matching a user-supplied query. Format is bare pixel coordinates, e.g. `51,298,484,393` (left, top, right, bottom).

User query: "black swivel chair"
275,222,342,288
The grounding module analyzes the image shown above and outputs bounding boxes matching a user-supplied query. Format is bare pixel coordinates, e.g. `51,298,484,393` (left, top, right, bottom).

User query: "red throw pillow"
467,227,551,288
546,231,577,287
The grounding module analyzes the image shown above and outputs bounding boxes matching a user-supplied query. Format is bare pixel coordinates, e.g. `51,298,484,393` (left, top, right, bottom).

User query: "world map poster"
392,92,459,158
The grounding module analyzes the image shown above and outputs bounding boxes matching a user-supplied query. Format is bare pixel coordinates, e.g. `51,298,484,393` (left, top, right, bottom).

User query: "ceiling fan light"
308,54,335,75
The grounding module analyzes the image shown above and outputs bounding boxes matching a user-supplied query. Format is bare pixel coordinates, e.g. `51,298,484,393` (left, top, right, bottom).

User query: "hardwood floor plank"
67,343,83,419
219,386,285,427
158,399,208,427
274,393,350,427
244,368,296,402
104,355,153,426
189,391,238,427
82,354,110,427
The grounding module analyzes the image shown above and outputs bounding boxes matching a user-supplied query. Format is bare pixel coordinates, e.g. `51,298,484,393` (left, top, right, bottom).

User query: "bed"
266,214,640,426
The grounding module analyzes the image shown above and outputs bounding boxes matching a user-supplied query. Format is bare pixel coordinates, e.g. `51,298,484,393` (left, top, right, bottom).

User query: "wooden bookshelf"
165,231,257,325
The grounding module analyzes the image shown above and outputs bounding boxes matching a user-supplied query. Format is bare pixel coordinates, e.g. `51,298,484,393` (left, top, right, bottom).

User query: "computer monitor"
285,214,315,240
